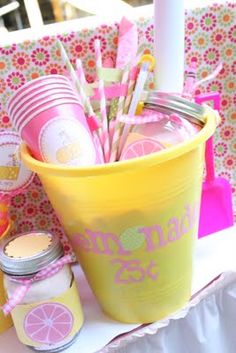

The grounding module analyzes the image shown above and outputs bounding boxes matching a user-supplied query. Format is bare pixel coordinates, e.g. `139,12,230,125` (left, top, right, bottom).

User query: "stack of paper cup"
7,75,101,166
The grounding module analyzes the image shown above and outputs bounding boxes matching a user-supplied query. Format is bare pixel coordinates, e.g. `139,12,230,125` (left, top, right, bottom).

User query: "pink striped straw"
76,58,104,163
94,39,110,163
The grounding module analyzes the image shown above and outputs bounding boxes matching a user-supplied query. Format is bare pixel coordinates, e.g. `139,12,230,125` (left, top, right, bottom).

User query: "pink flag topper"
103,57,114,68
116,17,138,69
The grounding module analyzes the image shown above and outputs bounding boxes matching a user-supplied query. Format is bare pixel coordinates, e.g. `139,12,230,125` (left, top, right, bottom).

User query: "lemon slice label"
11,280,83,348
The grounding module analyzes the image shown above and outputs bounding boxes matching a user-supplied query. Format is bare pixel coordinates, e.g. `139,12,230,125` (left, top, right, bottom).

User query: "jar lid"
144,91,205,126
0,231,63,276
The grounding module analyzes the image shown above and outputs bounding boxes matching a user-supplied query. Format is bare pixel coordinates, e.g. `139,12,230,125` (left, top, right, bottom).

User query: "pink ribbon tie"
2,254,75,315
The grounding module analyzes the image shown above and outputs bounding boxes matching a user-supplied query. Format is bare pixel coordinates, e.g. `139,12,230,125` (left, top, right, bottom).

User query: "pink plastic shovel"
195,92,234,238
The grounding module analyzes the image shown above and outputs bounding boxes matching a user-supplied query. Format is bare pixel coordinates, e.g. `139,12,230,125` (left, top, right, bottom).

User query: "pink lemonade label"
39,116,96,166
72,202,199,285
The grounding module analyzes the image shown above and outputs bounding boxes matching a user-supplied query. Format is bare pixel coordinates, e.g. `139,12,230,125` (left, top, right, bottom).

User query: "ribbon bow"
183,62,223,97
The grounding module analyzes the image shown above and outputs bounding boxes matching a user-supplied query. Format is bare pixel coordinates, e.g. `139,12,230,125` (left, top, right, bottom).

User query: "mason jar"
0,231,84,352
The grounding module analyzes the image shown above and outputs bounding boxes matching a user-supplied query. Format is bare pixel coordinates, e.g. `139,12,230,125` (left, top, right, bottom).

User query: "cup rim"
7,75,71,112
8,81,75,117
10,87,79,121
13,92,81,128
15,95,82,131
18,99,83,135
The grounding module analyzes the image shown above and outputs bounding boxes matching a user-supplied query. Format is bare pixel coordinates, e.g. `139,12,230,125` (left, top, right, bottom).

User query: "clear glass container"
0,231,84,352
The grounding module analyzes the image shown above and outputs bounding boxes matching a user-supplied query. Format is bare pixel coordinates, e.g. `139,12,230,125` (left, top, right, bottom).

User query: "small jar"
0,231,84,352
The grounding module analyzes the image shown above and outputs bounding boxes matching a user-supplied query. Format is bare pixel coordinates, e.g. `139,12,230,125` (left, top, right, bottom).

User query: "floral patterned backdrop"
0,2,235,247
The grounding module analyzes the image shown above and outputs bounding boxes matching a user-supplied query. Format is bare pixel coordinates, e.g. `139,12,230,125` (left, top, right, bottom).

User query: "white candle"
154,0,185,93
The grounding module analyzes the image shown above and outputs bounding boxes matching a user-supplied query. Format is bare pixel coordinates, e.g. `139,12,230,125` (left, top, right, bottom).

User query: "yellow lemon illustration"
56,143,81,164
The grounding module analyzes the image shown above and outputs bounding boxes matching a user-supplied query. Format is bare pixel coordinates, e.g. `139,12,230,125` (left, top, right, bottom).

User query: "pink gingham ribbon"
118,112,169,125
2,254,75,315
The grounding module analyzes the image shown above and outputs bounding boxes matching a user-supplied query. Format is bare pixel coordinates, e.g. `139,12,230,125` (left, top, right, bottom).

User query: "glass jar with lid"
0,231,84,352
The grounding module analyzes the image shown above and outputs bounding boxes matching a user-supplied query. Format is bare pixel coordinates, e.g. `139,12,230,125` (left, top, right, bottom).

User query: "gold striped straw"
123,67,138,114
109,64,130,163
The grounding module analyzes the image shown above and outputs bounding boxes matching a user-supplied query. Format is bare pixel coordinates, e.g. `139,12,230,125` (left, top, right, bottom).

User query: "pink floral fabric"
0,2,235,244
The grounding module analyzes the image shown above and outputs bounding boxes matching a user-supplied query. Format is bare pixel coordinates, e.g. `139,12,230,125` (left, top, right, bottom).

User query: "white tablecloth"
1,226,236,353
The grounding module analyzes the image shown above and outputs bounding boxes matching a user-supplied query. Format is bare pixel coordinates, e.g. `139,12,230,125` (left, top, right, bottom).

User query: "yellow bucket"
0,222,13,333
21,106,217,323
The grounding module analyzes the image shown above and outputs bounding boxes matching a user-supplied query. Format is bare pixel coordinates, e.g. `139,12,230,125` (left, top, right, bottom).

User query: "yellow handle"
139,54,155,72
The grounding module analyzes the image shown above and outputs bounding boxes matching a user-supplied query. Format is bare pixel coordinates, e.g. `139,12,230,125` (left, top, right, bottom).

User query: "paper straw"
57,41,94,116
109,119,116,144
183,62,197,96
118,61,150,157
57,41,104,163
109,64,130,163
92,132,105,164
76,58,104,163
108,49,142,122
94,39,110,163
123,66,138,114
193,62,223,89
